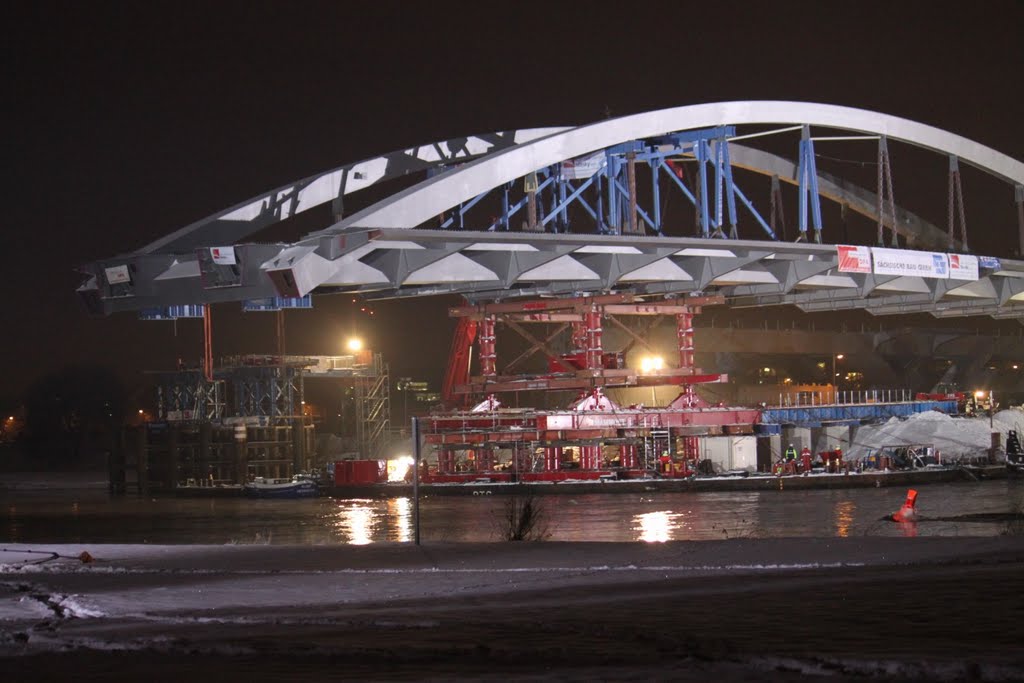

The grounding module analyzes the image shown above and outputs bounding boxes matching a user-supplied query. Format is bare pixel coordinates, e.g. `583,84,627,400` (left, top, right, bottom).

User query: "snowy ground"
846,408,1024,461
2,538,1023,681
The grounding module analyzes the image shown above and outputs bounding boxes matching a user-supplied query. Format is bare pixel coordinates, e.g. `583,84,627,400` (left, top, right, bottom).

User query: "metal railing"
774,389,915,407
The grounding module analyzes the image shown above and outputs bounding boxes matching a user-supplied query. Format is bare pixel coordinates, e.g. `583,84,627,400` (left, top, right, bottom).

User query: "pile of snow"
847,407,1024,461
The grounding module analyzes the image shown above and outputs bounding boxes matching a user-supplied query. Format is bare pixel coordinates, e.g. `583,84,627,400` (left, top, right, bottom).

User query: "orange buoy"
890,489,918,522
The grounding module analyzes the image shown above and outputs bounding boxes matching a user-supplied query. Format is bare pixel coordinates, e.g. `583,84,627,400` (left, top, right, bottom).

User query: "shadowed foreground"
2,538,1023,681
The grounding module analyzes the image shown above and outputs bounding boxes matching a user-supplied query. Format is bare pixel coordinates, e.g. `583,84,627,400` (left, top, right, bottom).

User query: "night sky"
4,1,1023,408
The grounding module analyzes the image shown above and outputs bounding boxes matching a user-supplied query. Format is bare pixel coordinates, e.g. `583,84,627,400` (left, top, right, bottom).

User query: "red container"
334,459,385,485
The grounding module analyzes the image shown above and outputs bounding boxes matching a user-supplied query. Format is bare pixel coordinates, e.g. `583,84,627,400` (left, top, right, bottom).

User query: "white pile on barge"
847,408,1024,461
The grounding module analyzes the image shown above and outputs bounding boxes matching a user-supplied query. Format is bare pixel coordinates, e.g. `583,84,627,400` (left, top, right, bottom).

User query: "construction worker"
784,444,798,462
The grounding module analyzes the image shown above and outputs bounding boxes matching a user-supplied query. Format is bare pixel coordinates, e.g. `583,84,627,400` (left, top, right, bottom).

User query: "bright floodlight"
974,390,986,399
346,337,364,352
640,356,664,373
836,354,844,360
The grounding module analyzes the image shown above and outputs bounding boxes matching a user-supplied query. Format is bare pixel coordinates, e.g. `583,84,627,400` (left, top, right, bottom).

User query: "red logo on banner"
837,245,871,273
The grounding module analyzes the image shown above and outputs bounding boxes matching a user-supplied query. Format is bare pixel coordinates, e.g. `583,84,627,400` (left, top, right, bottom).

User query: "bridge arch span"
336,101,1024,231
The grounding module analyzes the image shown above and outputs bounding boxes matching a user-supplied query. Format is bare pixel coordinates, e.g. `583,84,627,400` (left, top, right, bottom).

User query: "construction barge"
326,466,1007,499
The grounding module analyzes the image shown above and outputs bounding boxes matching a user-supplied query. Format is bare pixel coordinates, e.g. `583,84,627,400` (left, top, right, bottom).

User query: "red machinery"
424,295,760,483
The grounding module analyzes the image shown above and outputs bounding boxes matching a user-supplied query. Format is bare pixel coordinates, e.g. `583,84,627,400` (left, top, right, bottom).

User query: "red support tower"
620,444,638,469
479,314,497,377
544,447,562,471
584,306,603,370
476,448,494,473
442,317,478,406
676,310,694,371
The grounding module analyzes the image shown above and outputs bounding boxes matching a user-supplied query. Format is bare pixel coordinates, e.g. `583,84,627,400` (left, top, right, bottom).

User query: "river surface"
2,473,1022,545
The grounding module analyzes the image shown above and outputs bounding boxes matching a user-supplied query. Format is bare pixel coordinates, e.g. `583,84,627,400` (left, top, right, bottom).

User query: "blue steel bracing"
486,175,555,232
441,189,490,229
733,184,776,238
500,182,510,231
558,165,569,231
760,400,957,427
659,160,698,205
797,125,824,243
606,151,619,233
541,169,601,227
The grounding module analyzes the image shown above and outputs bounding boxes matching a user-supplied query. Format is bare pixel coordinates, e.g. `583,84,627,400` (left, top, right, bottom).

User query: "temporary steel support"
202,305,213,382
606,151,620,233
1017,184,1024,257
877,136,898,247
557,167,569,231
947,155,968,251
626,151,639,235
231,365,302,419
354,353,390,460
488,175,554,232
650,158,663,235
541,169,601,228
797,126,823,243
475,125,774,241
712,136,739,238
156,370,224,421
695,139,712,237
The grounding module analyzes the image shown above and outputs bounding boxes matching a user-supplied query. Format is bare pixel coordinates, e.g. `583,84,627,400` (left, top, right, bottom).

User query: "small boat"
243,475,319,499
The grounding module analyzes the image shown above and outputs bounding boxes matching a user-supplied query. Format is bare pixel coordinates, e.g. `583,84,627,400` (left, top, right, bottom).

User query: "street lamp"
832,354,844,397
346,337,364,353
639,355,664,405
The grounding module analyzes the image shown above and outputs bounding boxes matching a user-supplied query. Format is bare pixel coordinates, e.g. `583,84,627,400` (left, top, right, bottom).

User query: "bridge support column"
626,151,639,235
1016,184,1024,257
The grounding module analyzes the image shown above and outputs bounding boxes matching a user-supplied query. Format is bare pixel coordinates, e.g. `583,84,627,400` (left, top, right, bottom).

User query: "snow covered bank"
2,539,1023,681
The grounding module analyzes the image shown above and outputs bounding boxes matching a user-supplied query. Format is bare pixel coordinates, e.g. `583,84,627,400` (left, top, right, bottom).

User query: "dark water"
2,474,1022,545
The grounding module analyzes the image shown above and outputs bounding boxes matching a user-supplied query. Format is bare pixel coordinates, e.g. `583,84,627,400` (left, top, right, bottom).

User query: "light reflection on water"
634,511,674,542
2,480,1021,545
835,500,855,538
326,497,414,544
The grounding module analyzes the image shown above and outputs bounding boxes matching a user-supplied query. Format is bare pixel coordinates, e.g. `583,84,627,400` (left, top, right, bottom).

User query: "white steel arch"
336,101,1024,231
137,127,569,255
